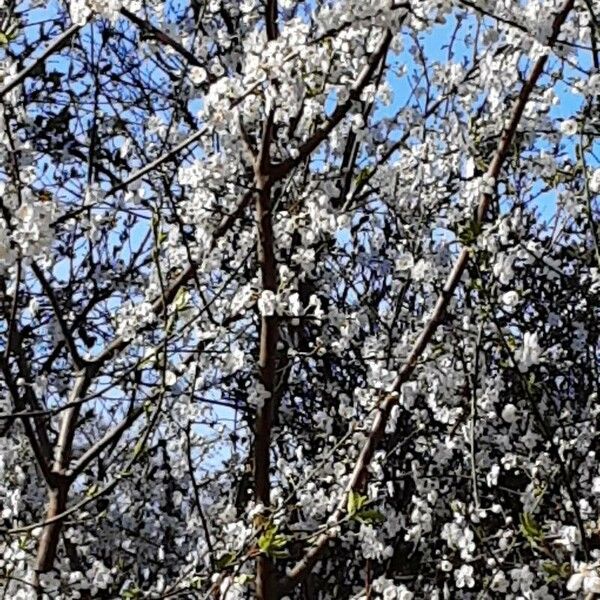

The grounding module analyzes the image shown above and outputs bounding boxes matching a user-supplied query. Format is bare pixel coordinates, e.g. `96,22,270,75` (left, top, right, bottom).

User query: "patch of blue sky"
8,3,598,464
334,4,599,315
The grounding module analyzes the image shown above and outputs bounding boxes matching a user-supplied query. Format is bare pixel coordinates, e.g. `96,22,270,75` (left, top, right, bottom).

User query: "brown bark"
35,373,91,577
253,102,280,599
35,482,68,573
254,174,279,600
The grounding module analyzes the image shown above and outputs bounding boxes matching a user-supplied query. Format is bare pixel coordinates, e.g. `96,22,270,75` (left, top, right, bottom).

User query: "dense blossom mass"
0,0,599,598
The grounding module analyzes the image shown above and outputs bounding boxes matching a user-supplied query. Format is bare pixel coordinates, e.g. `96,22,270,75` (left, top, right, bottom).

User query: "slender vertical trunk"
34,373,89,580
35,482,68,573
254,175,279,600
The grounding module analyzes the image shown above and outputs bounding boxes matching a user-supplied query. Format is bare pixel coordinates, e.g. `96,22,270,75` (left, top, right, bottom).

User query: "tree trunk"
35,482,68,574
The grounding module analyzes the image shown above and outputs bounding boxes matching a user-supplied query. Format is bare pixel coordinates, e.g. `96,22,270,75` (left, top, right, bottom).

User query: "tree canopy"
1,0,600,598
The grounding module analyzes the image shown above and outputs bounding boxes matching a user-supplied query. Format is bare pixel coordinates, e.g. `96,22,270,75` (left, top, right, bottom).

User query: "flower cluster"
1,0,599,599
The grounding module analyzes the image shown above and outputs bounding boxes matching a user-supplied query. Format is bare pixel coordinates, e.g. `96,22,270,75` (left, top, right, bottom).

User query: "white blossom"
516,332,542,372
501,403,518,423
559,118,578,136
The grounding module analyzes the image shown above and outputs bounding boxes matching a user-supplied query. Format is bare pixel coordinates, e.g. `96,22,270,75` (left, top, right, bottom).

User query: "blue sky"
5,1,598,466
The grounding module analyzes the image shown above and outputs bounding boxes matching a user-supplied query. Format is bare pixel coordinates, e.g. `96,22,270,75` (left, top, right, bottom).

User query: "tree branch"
278,0,575,592
35,370,95,574
0,24,82,99
67,405,145,478
254,111,279,600
31,262,87,370
270,30,393,180
265,0,279,41
120,8,207,69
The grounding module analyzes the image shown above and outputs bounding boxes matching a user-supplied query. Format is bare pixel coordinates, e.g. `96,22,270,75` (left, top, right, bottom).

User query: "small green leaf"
356,509,386,524
520,512,544,546
475,156,487,173
257,524,289,559
354,167,373,187
173,287,189,311
132,437,145,459
542,561,571,583
347,490,367,518
122,587,142,599
215,552,237,570
85,483,99,497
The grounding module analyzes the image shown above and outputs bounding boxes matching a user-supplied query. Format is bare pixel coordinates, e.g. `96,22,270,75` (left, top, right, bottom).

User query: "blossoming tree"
1,0,600,598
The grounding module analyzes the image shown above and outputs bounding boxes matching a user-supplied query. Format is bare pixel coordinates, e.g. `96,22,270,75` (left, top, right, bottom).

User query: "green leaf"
215,552,237,570
356,509,386,524
347,490,367,518
519,512,544,546
132,437,145,459
353,167,372,188
173,287,189,311
475,156,487,173
257,524,289,559
0,32,8,46
527,374,540,393
85,483,99,497
458,220,481,246
542,561,571,583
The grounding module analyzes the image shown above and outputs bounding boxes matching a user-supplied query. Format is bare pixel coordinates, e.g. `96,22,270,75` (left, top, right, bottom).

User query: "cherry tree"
1,0,599,598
